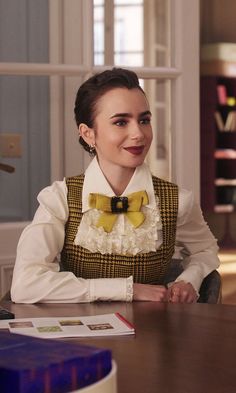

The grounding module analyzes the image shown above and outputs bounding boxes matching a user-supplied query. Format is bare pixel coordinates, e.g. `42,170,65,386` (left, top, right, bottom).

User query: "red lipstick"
124,146,144,155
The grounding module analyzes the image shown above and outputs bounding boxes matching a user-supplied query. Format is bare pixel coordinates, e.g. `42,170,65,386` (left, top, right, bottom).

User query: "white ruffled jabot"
74,197,162,255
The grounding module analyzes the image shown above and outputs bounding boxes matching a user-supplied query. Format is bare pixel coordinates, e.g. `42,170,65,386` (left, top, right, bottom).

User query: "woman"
11,68,220,304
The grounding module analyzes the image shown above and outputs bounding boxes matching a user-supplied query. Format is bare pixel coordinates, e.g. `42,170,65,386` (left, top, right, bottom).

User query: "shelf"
214,149,236,159
215,178,236,186
201,60,236,77
214,204,234,213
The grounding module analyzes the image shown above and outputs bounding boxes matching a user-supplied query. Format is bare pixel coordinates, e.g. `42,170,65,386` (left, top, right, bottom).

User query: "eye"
140,117,151,125
113,119,127,127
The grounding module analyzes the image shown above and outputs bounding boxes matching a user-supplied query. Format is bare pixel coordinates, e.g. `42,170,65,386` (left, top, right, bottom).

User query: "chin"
124,158,145,169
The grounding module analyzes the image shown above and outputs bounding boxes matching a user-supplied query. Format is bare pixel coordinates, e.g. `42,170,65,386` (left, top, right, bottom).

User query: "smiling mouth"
124,146,145,155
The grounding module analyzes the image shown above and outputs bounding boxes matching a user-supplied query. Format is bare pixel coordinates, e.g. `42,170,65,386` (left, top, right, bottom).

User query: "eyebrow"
109,110,152,119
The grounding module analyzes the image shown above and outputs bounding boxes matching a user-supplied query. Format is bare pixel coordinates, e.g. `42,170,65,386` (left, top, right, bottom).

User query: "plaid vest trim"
60,175,178,284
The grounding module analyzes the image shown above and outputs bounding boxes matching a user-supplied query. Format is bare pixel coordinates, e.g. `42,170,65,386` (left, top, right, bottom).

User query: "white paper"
0,313,135,339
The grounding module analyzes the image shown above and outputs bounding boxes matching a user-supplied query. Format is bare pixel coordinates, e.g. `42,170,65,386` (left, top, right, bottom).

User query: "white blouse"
11,158,220,303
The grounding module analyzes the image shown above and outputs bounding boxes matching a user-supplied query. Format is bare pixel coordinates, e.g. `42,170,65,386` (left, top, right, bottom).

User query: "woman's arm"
170,188,220,301
11,180,131,303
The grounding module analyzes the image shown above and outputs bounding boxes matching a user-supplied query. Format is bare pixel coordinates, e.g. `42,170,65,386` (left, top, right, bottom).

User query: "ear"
78,123,95,146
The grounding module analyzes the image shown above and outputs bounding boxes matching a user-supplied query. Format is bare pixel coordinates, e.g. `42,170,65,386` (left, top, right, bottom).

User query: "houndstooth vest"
60,175,178,284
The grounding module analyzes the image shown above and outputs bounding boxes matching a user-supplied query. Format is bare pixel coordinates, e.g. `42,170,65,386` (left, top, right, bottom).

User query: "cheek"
146,128,153,143
96,129,124,147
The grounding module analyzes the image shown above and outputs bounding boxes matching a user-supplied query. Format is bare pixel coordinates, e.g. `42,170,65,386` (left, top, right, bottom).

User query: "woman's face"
92,87,153,172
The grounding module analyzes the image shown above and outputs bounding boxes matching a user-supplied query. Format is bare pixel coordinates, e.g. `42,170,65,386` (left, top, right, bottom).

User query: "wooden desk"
1,300,236,393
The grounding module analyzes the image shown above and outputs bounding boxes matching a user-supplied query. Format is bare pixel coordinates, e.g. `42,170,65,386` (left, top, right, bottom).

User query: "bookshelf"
200,73,236,247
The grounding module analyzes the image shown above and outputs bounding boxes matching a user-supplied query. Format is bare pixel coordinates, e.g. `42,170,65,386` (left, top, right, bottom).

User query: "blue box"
0,331,112,393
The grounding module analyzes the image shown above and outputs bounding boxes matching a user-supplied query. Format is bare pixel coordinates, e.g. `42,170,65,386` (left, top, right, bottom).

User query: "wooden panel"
0,263,14,298
0,222,27,297
201,60,236,77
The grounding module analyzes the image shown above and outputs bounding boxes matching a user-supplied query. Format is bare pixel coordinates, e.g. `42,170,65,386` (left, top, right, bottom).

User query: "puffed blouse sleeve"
11,180,132,303
174,188,220,292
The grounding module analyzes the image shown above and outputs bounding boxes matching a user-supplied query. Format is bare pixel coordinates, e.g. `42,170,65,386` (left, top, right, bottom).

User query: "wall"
0,0,50,297
0,0,50,222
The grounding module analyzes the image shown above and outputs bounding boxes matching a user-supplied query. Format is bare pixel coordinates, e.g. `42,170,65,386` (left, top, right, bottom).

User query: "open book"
0,312,135,339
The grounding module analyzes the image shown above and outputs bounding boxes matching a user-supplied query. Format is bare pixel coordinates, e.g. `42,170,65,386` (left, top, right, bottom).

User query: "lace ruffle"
126,276,133,302
74,197,162,255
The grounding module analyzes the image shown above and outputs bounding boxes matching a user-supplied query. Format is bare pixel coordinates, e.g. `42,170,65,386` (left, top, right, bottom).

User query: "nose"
130,122,145,140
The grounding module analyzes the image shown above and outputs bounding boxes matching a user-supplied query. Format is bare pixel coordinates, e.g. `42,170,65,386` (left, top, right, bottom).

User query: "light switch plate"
0,133,22,158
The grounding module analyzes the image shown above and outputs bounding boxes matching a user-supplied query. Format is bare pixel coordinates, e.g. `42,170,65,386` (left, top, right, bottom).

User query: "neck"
99,163,136,195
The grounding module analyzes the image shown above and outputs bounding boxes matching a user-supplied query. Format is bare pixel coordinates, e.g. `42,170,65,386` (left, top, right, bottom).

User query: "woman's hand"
167,281,198,303
133,283,168,302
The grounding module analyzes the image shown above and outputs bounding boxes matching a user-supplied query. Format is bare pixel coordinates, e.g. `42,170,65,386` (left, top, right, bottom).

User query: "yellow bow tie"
89,190,149,233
